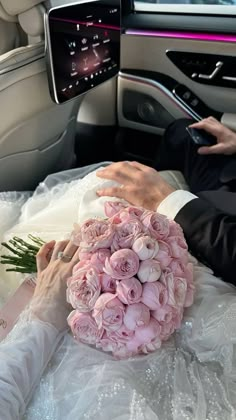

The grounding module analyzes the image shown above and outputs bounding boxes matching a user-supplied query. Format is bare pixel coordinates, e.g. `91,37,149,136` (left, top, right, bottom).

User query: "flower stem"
0,234,45,274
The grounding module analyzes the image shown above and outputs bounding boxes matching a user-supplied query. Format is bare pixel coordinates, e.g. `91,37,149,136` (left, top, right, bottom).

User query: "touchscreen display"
45,1,120,104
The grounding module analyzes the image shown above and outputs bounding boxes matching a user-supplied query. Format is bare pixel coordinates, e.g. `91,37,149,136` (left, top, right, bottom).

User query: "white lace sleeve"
0,312,65,420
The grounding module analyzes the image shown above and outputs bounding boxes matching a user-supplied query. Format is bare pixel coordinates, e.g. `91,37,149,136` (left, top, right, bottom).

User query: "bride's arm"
0,239,80,419
0,317,64,419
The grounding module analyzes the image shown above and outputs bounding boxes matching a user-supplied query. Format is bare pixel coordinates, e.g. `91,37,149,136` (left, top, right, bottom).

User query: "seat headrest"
19,5,44,37
1,0,42,16
0,4,17,21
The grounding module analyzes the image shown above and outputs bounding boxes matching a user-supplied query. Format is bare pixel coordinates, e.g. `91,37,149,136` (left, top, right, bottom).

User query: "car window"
134,0,236,15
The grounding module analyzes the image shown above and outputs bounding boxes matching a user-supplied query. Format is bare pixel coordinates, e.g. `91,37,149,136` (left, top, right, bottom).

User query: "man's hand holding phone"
187,117,236,156
186,126,216,147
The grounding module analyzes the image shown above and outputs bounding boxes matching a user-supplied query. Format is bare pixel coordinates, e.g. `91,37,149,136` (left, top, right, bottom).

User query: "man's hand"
190,116,236,155
96,161,175,211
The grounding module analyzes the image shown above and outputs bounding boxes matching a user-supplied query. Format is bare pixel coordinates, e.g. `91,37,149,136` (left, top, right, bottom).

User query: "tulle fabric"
0,191,31,239
0,163,236,420
0,162,112,306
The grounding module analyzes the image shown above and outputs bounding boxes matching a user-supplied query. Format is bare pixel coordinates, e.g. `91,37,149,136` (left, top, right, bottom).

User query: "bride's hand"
31,240,80,332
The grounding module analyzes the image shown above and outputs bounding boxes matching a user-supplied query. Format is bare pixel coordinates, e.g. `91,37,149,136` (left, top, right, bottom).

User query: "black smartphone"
186,127,216,146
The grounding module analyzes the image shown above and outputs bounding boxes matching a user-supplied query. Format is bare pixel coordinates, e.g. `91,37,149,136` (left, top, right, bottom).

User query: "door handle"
192,61,223,80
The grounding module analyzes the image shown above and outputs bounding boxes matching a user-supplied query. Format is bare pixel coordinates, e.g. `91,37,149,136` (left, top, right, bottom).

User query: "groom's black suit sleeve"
175,198,236,284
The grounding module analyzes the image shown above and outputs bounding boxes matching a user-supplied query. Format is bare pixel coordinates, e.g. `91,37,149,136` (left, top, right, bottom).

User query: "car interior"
1,0,236,411
2,0,236,194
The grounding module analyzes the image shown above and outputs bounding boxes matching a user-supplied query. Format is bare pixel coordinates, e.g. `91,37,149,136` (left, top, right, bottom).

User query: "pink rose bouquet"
66,201,195,359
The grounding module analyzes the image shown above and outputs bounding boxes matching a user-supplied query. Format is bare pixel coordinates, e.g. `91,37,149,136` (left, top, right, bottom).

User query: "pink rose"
140,336,162,354
119,206,145,222
104,249,139,280
90,249,111,272
135,317,161,346
107,324,135,345
141,282,168,310
132,236,159,260
78,250,92,261
150,305,173,323
67,310,104,345
173,277,188,307
126,335,160,356
160,271,187,307
137,259,162,283
141,211,170,240
168,258,185,277
185,262,193,284
104,201,127,218
152,305,183,340
97,326,135,358
100,273,117,293
113,346,134,359
126,335,161,356
183,263,195,307
111,219,143,251
96,331,118,353
123,302,150,330
70,223,81,246
169,259,186,277
67,266,101,312
126,337,142,353
109,206,145,225
116,277,142,304
79,218,114,251
169,220,184,237
168,262,195,307
93,293,125,331
167,236,188,261
155,240,172,269
161,308,182,340
72,259,91,275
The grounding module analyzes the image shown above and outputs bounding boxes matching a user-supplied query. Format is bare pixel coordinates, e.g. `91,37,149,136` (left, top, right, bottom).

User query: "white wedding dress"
0,162,236,420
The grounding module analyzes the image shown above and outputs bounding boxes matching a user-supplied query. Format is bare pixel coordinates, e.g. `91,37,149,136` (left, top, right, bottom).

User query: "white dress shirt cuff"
157,190,198,220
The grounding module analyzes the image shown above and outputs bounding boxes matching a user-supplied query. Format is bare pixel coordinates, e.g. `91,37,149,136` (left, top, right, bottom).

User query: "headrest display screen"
45,1,120,104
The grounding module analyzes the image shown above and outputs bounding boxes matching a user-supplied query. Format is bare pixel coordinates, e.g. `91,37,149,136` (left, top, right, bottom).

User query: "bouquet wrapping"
67,201,195,359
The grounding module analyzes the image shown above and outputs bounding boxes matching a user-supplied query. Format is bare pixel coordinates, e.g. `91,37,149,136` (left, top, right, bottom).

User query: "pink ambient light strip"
125,29,236,43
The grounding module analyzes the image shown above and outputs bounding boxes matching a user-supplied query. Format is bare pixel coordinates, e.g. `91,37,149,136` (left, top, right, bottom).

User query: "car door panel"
77,78,117,127
120,35,236,113
75,78,118,166
75,5,236,168
114,3,236,164
221,113,236,132
118,73,190,136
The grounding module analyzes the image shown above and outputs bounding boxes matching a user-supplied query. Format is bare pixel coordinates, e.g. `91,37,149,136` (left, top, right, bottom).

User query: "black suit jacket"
175,188,236,284
161,119,236,284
